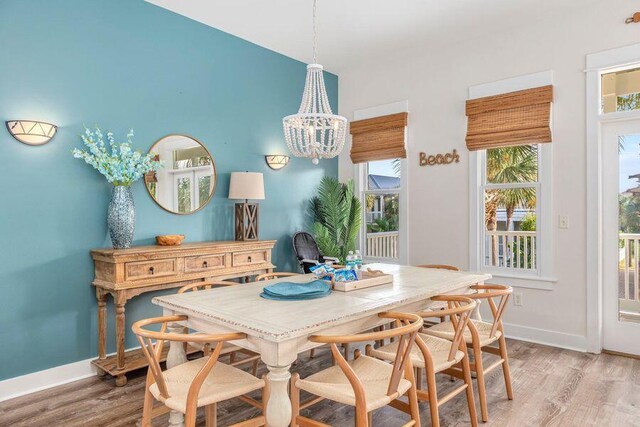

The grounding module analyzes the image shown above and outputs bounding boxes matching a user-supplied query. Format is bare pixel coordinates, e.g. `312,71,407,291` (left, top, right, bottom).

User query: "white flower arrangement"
73,127,161,186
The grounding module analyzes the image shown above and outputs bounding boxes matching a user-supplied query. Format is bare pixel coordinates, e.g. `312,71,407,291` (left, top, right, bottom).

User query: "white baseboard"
0,357,98,402
503,322,588,353
0,346,141,403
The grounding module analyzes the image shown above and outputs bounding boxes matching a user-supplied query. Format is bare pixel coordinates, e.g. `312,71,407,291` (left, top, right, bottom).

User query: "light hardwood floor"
1,339,639,427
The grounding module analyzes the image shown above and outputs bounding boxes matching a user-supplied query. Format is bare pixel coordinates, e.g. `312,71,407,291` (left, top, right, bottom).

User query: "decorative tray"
329,268,393,292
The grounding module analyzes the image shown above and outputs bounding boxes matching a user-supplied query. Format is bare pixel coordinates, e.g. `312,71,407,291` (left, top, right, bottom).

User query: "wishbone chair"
415,264,459,271
132,315,268,427
255,271,350,360
368,296,478,427
178,280,261,376
255,271,300,281
291,312,424,427
423,284,513,422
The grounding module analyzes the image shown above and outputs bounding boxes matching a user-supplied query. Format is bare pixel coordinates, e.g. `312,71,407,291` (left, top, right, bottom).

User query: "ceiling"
146,0,589,73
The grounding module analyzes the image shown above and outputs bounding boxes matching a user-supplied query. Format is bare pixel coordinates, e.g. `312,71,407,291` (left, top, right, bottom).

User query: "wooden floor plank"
1,340,639,427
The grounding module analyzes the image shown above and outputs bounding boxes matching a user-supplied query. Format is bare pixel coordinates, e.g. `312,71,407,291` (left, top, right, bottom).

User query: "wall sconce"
265,155,290,170
6,120,57,145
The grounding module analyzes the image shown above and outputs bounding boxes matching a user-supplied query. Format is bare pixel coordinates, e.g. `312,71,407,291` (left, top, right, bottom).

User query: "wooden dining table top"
152,263,491,343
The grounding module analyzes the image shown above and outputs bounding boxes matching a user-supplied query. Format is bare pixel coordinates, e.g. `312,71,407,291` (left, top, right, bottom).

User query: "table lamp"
228,172,265,241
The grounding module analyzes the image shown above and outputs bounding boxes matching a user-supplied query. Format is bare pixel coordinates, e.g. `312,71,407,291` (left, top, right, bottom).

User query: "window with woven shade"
465,85,553,151
349,112,407,163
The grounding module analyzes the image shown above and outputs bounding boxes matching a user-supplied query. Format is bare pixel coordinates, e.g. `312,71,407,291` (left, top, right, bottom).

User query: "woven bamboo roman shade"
349,112,408,163
465,85,553,151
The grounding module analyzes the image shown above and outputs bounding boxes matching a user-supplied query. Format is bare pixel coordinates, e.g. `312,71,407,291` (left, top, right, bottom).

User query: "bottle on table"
353,250,363,278
354,250,363,270
345,251,356,271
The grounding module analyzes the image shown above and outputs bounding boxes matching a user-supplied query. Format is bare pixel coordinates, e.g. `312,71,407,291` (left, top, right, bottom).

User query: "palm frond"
309,176,362,262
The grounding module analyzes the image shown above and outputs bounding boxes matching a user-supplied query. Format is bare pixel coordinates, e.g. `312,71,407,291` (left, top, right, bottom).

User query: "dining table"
152,263,491,427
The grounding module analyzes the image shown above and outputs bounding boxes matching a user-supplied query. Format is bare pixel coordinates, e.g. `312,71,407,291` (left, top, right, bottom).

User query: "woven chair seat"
424,319,502,347
149,357,264,413
295,355,412,412
369,333,464,372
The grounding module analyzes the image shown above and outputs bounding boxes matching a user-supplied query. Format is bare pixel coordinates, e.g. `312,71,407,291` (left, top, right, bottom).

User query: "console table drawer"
233,250,267,267
125,259,176,281
185,254,227,273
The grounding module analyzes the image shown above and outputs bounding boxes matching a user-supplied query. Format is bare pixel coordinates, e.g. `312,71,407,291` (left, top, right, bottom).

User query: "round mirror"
145,134,216,215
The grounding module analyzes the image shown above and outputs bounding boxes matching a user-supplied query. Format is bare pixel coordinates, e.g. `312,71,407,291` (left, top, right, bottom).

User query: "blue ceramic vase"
108,186,135,249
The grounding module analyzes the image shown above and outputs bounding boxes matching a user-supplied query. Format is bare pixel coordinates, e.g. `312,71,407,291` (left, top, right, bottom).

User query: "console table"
91,240,276,386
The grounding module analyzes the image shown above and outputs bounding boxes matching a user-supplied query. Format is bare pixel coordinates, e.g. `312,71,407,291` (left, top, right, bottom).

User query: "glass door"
603,119,640,355
173,171,193,214
362,158,401,261
195,169,213,210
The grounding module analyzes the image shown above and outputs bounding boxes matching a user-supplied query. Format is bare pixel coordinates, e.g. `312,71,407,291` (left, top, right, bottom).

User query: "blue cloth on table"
260,280,331,301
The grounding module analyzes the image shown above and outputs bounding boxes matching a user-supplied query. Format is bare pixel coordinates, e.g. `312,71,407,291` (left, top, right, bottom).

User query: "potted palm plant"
310,176,362,263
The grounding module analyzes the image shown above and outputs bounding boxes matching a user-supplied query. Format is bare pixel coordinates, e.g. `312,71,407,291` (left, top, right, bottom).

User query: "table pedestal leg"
167,322,188,427
265,364,292,427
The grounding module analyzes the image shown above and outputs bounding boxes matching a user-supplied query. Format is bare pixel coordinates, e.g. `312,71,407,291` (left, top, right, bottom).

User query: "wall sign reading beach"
419,149,460,166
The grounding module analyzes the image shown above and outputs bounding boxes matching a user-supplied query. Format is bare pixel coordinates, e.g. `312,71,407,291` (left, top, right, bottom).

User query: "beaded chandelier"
283,0,347,165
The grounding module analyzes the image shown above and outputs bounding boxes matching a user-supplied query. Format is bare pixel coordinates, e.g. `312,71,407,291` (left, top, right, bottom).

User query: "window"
481,145,539,272
467,75,554,283
602,67,640,114
362,158,401,260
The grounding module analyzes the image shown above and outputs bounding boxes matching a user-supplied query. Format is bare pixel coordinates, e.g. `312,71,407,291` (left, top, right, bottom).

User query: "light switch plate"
559,215,569,229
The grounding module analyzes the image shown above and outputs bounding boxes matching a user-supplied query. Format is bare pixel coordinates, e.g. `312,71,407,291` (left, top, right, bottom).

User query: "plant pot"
108,186,135,249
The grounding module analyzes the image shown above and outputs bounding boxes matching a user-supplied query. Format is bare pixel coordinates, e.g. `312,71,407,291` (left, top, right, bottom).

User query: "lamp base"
235,202,259,241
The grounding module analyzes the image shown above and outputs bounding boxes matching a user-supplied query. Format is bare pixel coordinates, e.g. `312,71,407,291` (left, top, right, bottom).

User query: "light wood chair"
415,265,459,324
255,272,299,281
133,315,268,427
254,271,350,361
422,284,513,422
178,280,261,376
178,280,238,292
368,296,478,427
291,312,424,427
416,264,459,271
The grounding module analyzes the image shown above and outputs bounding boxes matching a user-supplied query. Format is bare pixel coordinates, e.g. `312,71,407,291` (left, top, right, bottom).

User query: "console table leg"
97,289,107,360
115,301,127,386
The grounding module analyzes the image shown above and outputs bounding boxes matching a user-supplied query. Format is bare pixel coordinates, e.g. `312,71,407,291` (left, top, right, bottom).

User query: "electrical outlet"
513,292,523,306
559,215,570,229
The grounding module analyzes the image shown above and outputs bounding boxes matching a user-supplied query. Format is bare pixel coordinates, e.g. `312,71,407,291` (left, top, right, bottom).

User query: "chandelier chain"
282,0,347,164
312,0,318,63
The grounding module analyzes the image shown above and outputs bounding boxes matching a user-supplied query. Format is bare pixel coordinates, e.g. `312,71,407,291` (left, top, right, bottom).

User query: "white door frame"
602,119,640,355
586,42,640,353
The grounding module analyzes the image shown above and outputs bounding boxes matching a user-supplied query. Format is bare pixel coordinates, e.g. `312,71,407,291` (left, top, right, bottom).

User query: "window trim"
468,72,555,286
352,101,409,265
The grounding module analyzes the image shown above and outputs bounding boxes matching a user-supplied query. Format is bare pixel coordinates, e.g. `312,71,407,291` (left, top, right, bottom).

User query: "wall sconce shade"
265,155,290,170
6,120,57,145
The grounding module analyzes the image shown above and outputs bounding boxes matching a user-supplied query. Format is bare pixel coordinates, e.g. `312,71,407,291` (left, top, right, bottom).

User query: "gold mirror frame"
145,134,217,215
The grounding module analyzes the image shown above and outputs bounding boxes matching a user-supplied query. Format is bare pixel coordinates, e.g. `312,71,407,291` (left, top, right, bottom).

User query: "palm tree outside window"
482,145,539,271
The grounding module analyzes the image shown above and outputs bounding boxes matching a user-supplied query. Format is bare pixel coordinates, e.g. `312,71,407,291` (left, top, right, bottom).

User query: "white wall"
338,1,640,350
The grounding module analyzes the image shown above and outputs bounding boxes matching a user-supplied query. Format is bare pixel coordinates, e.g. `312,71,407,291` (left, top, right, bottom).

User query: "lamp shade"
228,172,265,200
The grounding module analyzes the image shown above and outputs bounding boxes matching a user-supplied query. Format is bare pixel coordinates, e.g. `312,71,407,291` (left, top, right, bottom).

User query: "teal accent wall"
0,0,338,381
